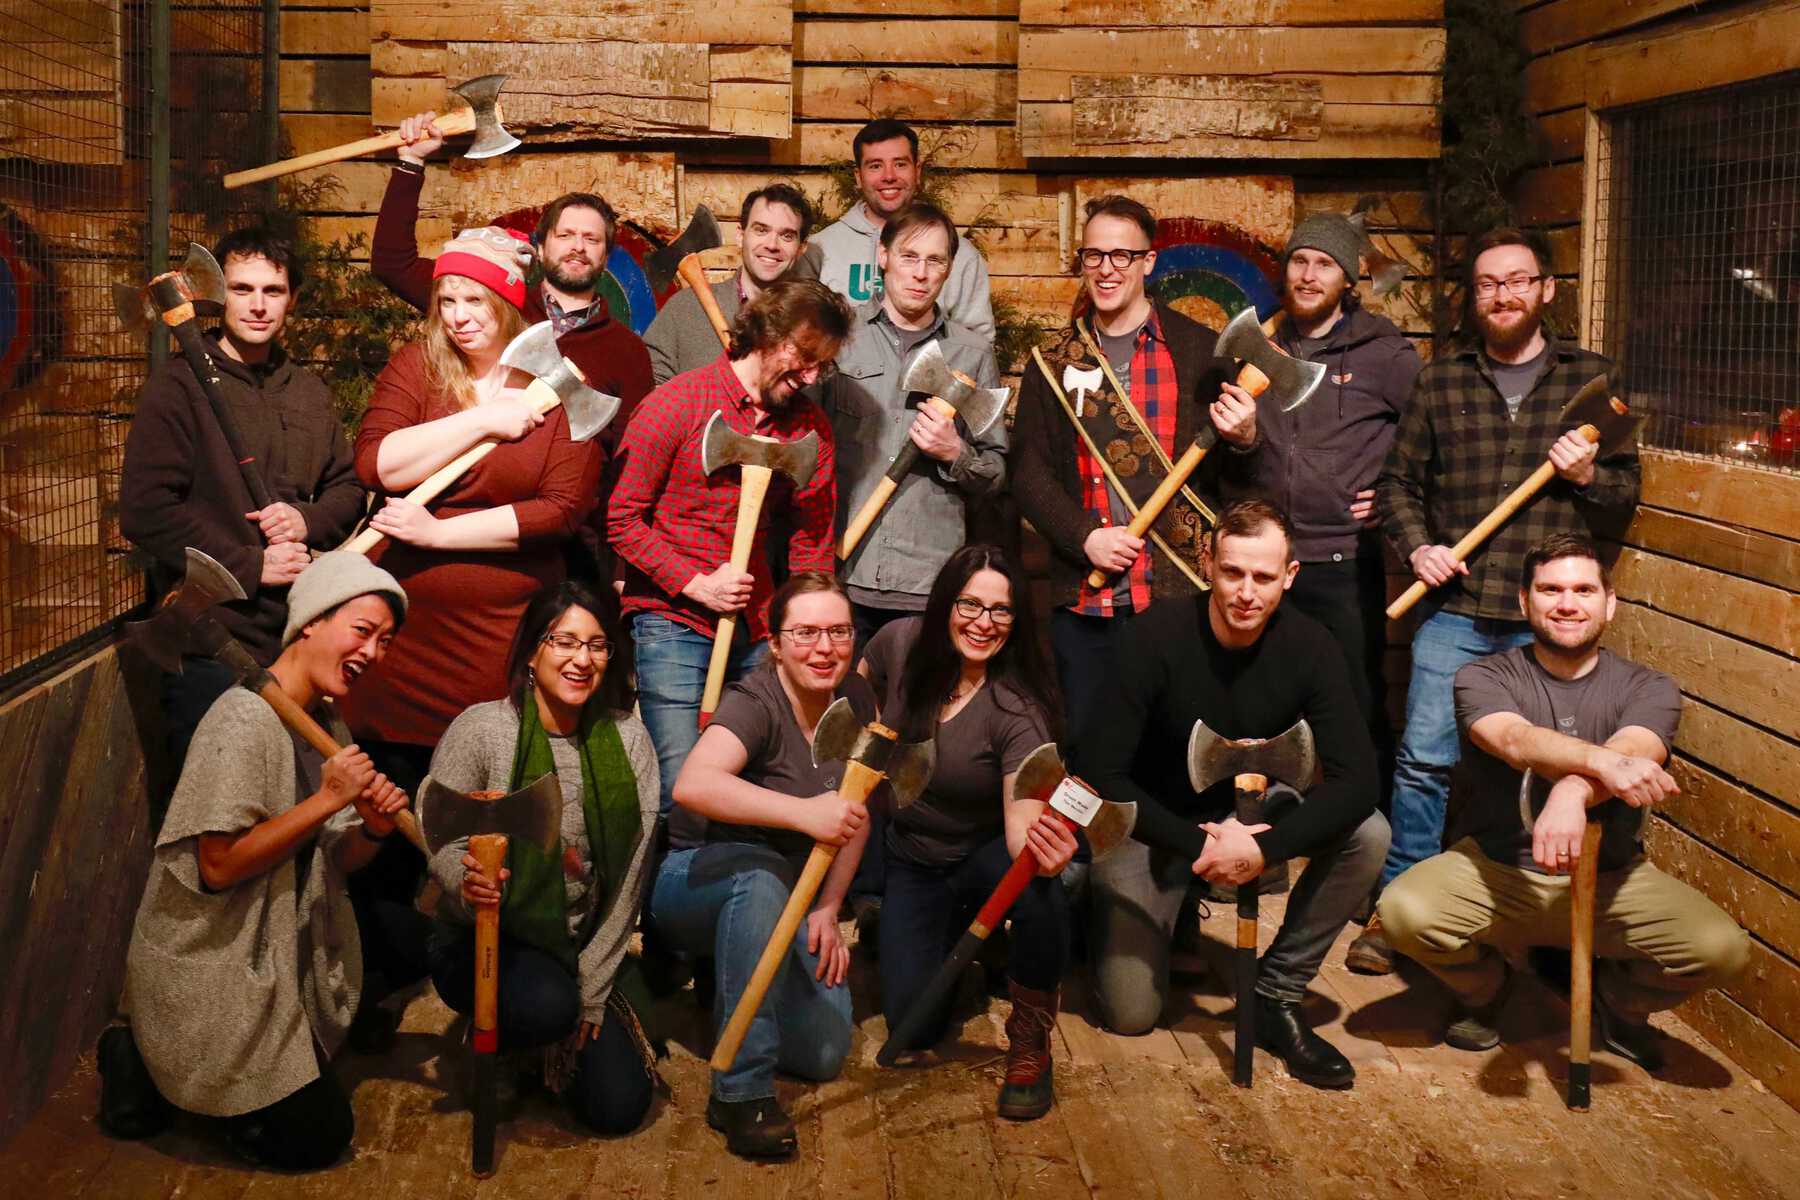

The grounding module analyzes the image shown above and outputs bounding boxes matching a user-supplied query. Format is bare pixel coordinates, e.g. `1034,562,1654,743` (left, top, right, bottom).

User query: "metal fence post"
262,0,281,212
148,0,171,369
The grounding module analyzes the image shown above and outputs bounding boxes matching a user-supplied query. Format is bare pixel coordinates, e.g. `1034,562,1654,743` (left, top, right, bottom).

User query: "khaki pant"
1379,837,1750,1018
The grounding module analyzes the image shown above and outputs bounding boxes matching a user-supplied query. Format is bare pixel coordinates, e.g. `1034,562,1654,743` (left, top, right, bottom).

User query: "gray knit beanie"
282,550,409,648
1284,213,1362,281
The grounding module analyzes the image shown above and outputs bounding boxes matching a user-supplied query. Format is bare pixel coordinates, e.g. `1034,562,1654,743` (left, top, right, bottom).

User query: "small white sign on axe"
1047,776,1104,827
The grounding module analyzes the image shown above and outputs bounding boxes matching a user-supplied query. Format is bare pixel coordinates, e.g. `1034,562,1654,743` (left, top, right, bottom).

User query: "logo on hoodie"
848,262,884,303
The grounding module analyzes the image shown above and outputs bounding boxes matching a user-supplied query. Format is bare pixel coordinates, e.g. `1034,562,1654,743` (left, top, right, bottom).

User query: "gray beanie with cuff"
281,550,409,648
1284,213,1363,281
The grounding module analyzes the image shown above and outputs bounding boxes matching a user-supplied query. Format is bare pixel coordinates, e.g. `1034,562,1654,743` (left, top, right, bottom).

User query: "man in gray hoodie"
810,118,994,343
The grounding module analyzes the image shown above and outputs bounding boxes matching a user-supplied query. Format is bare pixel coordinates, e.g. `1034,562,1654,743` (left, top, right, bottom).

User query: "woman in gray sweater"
426,579,661,1135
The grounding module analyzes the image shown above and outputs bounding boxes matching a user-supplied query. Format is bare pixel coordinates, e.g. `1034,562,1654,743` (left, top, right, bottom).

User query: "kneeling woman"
866,544,1076,1120
651,572,874,1159
123,553,411,1170
426,581,661,1136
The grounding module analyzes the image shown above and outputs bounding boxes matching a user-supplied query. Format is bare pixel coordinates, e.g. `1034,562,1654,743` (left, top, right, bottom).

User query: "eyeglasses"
894,250,951,275
779,624,855,647
952,597,1015,626
1472,274,1546,299
1077,247,1152,273
541,632,611,657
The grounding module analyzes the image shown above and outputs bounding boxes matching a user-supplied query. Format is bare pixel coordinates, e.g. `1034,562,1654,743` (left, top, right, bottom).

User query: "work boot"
1444,966,1514,1052
1254,994,1355,1089
1344,913,1397,975
96,1024,173,1140
706,1095,797,1158
1595,992,1666,1072
996,981,1059,1121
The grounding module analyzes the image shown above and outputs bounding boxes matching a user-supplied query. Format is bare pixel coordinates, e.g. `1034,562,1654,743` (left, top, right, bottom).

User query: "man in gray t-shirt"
1377,534,1748,1070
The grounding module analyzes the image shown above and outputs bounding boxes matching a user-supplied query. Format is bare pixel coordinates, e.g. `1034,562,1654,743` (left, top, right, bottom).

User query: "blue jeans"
633,613,768,815
1382,609,1533,889
649,844,852,1102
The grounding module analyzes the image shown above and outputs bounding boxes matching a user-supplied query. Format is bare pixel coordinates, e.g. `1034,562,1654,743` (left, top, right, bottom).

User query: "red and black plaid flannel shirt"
1073,309,1180,616
607,353,837,639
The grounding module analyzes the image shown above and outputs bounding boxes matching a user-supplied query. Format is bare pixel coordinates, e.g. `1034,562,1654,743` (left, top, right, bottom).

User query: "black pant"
847,601,918,904
429,928,654,1136
220,1062,354,1171
879,836,1070,1050
1287,553,1394,808
1049,608,1138,743
350,740,434,992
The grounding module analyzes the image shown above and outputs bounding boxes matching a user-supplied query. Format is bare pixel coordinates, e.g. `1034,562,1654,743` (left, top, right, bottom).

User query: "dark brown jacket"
1010,301,1234,611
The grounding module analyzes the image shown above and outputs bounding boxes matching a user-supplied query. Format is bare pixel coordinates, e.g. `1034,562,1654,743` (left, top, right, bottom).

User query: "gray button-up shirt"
820,299,1006,605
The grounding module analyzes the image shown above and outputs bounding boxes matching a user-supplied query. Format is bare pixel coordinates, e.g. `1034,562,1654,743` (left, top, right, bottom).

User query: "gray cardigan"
643,277,742,385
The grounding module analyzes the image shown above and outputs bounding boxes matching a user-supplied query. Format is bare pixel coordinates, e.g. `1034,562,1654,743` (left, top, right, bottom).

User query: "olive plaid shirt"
1375,335,1639,620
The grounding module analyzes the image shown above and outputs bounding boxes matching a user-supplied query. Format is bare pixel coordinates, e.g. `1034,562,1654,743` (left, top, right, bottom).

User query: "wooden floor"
9,893,1800,1199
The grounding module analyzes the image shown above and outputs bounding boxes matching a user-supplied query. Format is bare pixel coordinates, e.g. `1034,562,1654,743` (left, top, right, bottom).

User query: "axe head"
116,244,226,334
449,74,520,160
700,411,820,488
1346,209,1409,298
644,206,725,294
1012,743,1137,861
1559,374,1643,458
125,546,248,674
1217,306,1326,413
417,772,561,858
901,340,1010,436
499,321,621,441
1187,717,1318,794
811,696,934,809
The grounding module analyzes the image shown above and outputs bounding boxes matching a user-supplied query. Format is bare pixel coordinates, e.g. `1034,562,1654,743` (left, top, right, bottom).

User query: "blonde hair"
421,274,527,410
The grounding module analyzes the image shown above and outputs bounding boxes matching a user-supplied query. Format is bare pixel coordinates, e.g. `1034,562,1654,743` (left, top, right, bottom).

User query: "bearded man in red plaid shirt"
608,278,854,818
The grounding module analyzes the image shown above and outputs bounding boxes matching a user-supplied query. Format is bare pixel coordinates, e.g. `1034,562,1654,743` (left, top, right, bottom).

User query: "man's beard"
545,255,603,294
1476,297,1544,356
1283,278,1347,325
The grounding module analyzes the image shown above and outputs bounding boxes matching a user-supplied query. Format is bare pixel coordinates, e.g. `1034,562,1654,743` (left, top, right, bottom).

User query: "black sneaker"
706,1095,797,1158
1595,993,1665,1072
96,1025,173,1140
1444,967,1514,1052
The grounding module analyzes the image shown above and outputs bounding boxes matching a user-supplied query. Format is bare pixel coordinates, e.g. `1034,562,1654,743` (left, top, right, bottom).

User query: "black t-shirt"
861,618,1052,868
1451,646,1681,873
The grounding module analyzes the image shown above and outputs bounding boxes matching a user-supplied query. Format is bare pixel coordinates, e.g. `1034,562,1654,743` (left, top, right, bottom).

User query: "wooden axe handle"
699,462,774,727
840,477,899,561
678,255,733,349
1386,422,1602,621
1232,772,1267,1088
1567,820,1603,1112
223,106,481,190
1085,437,1211,590
711,758,885,1072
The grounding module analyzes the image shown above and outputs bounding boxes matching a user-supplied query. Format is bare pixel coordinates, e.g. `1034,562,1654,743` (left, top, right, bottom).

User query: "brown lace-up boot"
997,981,1059,1120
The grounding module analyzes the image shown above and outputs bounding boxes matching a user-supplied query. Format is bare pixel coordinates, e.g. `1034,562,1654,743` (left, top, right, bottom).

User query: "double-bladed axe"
840,340,1011,561
877,743,1135,1066
1188,716,1318,1087
415,772,562,1175
223,74,520,190
710,697,934,1073
126,546,428,854
341,321,619,555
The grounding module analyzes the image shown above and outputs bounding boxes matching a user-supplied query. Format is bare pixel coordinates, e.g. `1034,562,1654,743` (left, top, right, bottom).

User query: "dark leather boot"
1254,994,1355,1090
706,1095,797,1159
997,981,1059,1121
97,1024,173,1140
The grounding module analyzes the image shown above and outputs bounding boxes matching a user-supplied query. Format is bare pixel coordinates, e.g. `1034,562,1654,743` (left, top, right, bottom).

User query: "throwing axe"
644,206,731,349
416,773,561,1175
877,743,1134,1066
840,340,1010,561
224,74,520,190
696,414,820,728
341,321,618,555
710,697,933,1072
1386,376,1644,620
127,546,428,854
1188,717,1318,1087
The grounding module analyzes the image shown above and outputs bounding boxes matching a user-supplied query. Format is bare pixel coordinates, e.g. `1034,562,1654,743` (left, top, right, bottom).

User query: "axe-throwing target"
491,205,677,335
1147,217,1284,333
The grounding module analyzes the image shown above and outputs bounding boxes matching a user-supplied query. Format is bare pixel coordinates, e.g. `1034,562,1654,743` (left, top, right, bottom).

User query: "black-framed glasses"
541,632,611,657
779,624,855,647
1077,247,1152,272
952,597,1015,626
1472,274,1546,299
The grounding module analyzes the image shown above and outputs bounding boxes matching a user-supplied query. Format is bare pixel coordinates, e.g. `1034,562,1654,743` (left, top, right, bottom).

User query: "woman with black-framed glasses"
859,543,1074,1122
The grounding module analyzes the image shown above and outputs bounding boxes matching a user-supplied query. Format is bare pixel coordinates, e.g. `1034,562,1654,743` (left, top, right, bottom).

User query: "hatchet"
416,772,562,1175
223,74,520,190
876,743,1135,1066
710,697,933,1073
645,206,732,349
127,546,428,854
1188,717,1318,1087
341,321,618,555
1386,377,1643,620
696,413,820,728
840,340,1010,560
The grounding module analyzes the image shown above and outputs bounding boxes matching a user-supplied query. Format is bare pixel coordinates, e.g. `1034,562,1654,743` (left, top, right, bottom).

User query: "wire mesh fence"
0,0,270,690
1591,71,1800,470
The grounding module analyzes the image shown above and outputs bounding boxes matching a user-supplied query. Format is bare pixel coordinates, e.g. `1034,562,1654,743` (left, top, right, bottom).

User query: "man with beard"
607,279,852,815
1379,534,1746,1064
1351,228,1641,974
810,119,994,342
645,184,814,385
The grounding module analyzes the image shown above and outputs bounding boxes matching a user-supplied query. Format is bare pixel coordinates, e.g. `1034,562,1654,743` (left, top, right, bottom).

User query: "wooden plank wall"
1517,0,1800,1109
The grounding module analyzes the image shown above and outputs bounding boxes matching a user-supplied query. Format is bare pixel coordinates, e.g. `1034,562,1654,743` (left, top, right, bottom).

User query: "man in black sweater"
1074,499,1387,1089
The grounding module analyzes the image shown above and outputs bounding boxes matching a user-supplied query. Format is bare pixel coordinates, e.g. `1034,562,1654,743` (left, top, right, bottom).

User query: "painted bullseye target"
1147,217,1283,333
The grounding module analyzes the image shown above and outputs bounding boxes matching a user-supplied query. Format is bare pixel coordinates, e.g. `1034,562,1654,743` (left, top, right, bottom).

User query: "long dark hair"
504,580,636,715
894,544,1063,744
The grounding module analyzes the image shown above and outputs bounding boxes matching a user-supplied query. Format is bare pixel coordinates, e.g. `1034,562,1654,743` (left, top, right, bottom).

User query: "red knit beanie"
433,226,532,310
